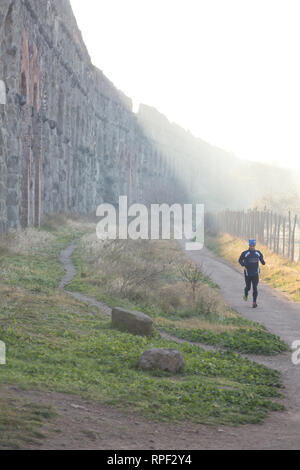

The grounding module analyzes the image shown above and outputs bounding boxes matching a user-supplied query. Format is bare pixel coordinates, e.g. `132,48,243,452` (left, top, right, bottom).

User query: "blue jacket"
238,249,265,276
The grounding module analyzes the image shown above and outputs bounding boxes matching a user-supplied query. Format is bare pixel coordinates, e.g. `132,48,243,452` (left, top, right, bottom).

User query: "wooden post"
266,210,270,246
276,216,281,254
291,214,297,262
282,216,286,256
260,210,265,244
288,211,291,258
262,209,267,245
269,211,273,250
273,213,277,252
254,207,258,240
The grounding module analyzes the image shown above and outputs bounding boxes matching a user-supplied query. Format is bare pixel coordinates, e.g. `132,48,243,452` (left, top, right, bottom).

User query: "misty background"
70,0,300,212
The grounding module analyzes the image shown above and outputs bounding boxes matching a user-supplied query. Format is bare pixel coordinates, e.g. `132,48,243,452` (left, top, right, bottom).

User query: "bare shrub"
159,284,183,314
80,237,172,299
194,284,223,319
112,240,168,297
177,261,204,304
79,235,226,321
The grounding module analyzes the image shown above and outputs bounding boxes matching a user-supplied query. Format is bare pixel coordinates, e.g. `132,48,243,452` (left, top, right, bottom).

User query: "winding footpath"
54,240,300,449
59,241,112,316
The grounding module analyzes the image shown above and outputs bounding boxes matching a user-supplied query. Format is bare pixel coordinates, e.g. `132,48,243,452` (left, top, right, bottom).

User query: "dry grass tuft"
43,213,96,234
0,228,55,255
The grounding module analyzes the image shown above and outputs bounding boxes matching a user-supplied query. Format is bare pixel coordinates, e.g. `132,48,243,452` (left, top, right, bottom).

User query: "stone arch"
4,2,15,40
20,31,30,100
31,45,42,227
31,44,40,111
19,31,31,228
131,152,139,203
33,83,38,108
126,151,131,203
20,71,27,100
57,87,64,133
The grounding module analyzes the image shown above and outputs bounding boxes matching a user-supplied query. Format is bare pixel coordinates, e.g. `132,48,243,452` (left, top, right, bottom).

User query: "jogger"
239,239,266,308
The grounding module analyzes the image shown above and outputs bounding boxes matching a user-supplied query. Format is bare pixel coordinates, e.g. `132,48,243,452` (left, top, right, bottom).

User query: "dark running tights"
244,274,259,302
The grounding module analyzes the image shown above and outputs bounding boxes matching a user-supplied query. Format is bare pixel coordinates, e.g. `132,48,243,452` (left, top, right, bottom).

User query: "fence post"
288,211,291,258
276,216,281,254
282,216,286,256
274,214,277,253
260,210,265,244
291,214,297,262
266,210,270,246
269,211,273,250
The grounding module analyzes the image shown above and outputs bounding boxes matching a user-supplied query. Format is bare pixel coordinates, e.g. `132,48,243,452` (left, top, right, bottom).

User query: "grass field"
0,218,288,448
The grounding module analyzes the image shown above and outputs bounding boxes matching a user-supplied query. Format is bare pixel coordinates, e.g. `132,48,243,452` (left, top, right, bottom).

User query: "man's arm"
259,251,266,265
238,251,245,267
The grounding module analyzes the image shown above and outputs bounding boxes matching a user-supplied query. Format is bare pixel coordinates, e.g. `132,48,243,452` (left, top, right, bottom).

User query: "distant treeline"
206,209,299,262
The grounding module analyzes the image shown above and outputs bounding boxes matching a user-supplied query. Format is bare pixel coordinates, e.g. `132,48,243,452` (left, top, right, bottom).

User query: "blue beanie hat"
249,239,256,246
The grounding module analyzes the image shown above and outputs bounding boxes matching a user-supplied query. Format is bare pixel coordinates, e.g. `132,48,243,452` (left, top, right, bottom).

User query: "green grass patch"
0,309,284,426
159,325,289,355
0,230,76,293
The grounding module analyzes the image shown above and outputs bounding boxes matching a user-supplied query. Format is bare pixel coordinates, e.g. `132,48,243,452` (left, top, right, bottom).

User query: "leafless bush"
81,237,173,299
80,234,225,319
111,240,169,297
159,284,184,314
194,284,220,318
177,261,204,304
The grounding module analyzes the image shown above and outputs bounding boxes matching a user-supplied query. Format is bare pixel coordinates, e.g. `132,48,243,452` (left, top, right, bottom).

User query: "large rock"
138,348,185,373
111,307,153,336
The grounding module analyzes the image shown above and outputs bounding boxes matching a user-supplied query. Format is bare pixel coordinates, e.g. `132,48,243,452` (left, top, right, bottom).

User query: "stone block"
112,307,153,336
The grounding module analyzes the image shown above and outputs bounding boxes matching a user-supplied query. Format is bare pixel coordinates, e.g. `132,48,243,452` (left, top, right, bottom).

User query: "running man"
238,239,266,308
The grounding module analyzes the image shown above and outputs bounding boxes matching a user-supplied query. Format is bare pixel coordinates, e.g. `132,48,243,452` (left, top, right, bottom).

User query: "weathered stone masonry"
1,0,299,233
0,0,178,232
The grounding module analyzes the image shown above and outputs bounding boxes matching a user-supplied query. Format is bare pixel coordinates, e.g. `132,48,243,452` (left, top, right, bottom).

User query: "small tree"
177,261,203,304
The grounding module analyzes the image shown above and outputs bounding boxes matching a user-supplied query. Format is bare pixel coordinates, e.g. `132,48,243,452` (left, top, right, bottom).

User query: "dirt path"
59,241,112,316
17,242,300,449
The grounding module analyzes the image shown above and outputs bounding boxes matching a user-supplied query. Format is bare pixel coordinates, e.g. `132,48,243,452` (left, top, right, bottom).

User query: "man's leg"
252,275,259,307
244,272,251,299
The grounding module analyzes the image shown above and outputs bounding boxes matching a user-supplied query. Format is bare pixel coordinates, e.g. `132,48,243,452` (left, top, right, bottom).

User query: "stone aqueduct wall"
0,0,178,233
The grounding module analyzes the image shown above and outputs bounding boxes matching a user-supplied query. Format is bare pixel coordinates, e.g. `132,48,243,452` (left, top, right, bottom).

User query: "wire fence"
206,208,300,262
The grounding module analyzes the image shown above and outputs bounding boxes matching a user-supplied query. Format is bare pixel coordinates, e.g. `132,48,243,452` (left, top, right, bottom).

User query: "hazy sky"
70,0,300,170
